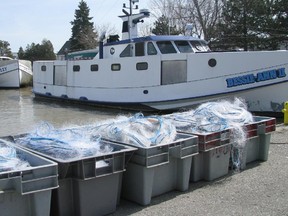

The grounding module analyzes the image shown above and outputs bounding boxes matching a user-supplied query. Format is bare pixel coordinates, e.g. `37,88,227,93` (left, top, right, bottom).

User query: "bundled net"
164,98,254,170
91,113,177,148
0,139,30,172
16,122,113,161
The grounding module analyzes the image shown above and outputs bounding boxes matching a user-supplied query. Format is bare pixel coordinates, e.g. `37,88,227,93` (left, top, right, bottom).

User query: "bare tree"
95,24,119,40
149,0,224,40
138,22,154,36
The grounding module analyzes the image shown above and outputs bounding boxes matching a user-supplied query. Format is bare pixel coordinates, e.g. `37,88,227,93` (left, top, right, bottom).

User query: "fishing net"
0,139,30,172
91,113,177,148
15,122,113,161
164,97,254,171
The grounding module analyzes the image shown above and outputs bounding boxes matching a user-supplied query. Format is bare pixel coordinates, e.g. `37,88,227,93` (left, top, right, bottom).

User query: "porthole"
91,64,99,71
41,65,46,71
136,62,148,70
111,64,121,71
208,58,217,67
73,65,80,72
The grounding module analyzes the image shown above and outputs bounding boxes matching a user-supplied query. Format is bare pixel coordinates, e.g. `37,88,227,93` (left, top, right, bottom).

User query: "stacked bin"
239,116,276,169
181,129,232,182
0,139,58,216
12,138,137,216
163,113,232,182
108,133,198,206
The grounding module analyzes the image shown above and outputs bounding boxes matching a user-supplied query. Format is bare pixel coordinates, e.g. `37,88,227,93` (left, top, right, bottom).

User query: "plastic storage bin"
186,129,232,182
239,116,276,169
0,139,58,216
109,133,198,206
13,138,137,216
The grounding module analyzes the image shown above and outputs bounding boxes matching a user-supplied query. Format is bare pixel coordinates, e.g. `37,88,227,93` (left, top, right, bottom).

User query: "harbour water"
0,87,132,137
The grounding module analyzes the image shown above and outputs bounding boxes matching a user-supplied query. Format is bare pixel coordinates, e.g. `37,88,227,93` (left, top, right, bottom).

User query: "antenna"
122,0,139,16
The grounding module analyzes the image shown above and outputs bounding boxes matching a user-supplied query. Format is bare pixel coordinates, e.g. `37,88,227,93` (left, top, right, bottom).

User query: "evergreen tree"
0,40,13,57
212,0,270,51
40,39,56,60
269,0,288,49
151,15,181,35
21,40,56,62
212,0,288,51
18,47,25,59
70,0,97,51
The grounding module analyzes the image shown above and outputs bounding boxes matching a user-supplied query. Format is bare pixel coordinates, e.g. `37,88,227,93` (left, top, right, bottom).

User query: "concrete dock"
111,124,288,216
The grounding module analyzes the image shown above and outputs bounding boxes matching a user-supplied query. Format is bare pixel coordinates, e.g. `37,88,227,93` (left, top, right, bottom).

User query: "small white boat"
0,56,33,88
32,0,288,113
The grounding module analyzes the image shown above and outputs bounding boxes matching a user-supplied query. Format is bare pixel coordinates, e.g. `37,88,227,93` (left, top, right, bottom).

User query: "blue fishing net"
91,113,177,147
164,97,254,171
15,122,113,161
0,139,30,172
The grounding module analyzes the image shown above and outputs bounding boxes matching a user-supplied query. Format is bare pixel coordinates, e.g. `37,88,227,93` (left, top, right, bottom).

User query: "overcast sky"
0,0,149,52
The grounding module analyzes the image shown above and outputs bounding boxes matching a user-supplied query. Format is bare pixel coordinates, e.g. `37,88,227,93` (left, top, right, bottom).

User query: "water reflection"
0,87,131,137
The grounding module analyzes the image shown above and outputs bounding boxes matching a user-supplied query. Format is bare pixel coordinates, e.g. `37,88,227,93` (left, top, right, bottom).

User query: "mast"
120,0,150,40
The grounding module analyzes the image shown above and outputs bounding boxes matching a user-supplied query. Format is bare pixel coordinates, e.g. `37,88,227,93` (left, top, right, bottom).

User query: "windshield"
156,41,177,54
174,41,193,53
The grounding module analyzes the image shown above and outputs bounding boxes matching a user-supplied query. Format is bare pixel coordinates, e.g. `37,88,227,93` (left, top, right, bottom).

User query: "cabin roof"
105,35,204,46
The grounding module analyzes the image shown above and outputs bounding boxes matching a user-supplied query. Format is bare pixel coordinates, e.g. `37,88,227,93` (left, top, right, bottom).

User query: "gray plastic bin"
108,133,198,205
51,173,122,216
191,143,231,182
13,138,137,216
186,129,232,182
0,139,58,216
239,116,276,169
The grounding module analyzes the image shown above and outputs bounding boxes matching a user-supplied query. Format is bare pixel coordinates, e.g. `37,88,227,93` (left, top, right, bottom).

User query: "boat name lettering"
226,68,286,88
0,66,7,73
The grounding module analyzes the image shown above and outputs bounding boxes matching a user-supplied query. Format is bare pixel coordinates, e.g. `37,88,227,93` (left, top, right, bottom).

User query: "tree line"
1,0,287,62
150,0,288,51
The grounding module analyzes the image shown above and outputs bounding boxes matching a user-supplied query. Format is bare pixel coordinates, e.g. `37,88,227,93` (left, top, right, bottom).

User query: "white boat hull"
33,47,288,113
0,60,32,88
143,81,288,112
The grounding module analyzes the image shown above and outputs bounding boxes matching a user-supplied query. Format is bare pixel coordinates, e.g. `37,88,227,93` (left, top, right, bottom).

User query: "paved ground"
110,123,288,216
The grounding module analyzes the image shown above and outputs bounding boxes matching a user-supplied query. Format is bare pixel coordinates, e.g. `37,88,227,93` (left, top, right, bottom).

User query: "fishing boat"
32,0,288,113
0,56,33,88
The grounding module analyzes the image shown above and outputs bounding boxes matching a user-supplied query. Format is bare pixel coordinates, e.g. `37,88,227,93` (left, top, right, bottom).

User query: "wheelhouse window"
175,41,193,53
147,42,157,55
90,64,98,72
41,65,46,71
136,62,148,70
120,44,132,57
156,41,177,54
190,41,210,52
200,41,210,51
111,64,121,71
73,65,80,72
135,42,145,56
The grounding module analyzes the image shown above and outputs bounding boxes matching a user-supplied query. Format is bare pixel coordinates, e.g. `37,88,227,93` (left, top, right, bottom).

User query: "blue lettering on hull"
226,68,286,88
0,66,7,73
